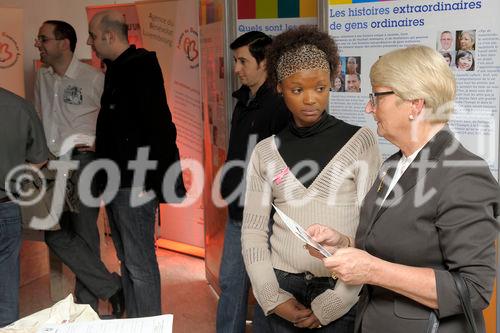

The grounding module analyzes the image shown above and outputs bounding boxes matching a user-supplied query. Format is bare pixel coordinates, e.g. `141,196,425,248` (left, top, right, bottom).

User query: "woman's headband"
276,44,330,82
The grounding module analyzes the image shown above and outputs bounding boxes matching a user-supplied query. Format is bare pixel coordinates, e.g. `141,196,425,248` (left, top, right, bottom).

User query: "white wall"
0,0,134,100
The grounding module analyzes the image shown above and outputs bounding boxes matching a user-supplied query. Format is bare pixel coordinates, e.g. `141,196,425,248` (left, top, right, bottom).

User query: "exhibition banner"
136,0,204,249
327,0,500,178
0,7,24,97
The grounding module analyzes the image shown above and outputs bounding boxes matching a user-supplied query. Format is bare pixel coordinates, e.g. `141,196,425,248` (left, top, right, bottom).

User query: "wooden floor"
18,237,221,333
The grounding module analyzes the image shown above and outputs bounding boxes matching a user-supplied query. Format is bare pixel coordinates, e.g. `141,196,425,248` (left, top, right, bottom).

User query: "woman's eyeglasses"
369,91,395,107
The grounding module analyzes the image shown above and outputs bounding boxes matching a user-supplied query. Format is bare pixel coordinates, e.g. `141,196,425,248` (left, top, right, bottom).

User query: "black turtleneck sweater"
276,112,360,188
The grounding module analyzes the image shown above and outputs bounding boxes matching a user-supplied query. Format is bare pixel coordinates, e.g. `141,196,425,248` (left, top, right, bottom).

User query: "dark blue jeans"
45,151,120,310
0,201,22,327
216,219,248,333
105,188,161,317
265,269,356,333
216,219,270,333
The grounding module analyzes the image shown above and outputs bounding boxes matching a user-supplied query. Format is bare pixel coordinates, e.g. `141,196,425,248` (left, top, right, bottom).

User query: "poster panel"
198,0,228,289
327,0,500,180
136,0,204,249
200,19,228,292
201,21,227,179
0,7,24,97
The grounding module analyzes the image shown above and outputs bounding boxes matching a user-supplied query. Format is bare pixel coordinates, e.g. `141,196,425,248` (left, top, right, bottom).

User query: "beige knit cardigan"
241,127,381,325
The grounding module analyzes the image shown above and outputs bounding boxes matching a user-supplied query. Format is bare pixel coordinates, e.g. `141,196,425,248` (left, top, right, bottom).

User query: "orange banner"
0,8,24,97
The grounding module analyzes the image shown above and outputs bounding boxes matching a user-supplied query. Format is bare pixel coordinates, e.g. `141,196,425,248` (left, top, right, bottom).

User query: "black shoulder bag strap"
426,272,479,333
451,271,479,333
427,310,440,333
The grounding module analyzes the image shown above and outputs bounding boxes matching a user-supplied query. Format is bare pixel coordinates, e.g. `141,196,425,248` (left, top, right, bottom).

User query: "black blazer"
354,127,500,333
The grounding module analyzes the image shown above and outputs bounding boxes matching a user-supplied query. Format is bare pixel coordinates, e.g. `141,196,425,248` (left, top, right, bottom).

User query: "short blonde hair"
370,45,456,122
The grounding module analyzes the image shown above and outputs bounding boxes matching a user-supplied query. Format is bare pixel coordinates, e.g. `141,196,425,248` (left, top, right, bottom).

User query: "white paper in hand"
272,204,331,257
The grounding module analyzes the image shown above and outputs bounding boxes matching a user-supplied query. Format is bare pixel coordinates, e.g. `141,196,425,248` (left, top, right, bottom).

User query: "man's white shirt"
34,55,104,156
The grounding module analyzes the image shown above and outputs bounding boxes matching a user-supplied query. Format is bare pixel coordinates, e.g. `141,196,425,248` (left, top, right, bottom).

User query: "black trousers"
44,151,120,310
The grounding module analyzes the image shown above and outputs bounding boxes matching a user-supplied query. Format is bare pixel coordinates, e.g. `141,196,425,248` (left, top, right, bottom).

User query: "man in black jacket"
87,10,185,317
216,31,289,333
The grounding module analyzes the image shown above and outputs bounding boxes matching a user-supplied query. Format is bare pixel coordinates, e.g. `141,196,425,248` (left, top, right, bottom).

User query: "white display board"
136,0,204,248
326,0,500,179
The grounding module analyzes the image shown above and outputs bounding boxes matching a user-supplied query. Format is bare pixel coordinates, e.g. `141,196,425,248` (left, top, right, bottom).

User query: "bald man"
87,11,185,317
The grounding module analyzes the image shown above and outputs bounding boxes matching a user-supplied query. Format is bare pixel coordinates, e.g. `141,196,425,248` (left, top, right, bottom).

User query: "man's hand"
273,298,312,324
29,160,48,169
74,143,95,152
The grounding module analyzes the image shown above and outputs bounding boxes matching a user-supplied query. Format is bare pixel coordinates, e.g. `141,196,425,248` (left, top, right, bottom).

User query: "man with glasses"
34,20,124,317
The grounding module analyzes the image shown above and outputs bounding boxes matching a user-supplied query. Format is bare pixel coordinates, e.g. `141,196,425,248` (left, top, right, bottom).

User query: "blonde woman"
308,45,499,333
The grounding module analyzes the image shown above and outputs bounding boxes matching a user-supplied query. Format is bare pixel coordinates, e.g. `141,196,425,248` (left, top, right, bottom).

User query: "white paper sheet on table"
272,204,332,257
36,314,173,333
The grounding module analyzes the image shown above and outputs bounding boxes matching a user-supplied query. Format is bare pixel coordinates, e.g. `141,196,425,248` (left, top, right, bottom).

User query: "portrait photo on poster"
436,29,476,71
335,56,362,93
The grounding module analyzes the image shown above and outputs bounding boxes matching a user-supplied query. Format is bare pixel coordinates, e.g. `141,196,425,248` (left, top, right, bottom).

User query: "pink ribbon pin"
273,167,289,185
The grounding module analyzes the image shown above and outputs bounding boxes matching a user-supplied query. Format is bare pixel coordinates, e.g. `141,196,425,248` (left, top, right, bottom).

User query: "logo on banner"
0,32,20,69
178,27,199,69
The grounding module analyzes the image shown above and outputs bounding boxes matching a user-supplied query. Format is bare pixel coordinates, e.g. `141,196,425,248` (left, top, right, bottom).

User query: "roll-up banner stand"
135,0,204,256
201,0,230,294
